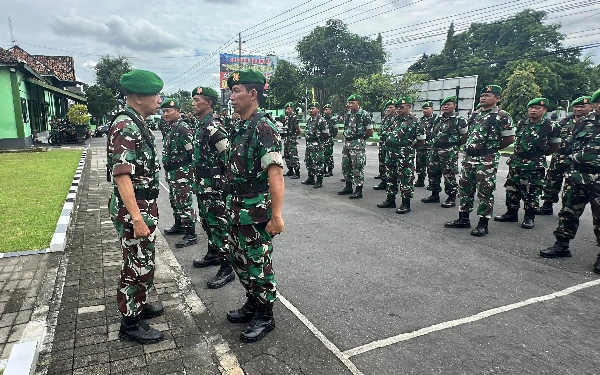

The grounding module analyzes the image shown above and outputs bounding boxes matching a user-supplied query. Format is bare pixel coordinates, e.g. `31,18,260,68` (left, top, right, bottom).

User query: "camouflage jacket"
343,108,373,149
162,119,193,167
464,107,514,152
305,114,329,145
226,111,283,225
512,117,560,169
181,117,197,132
283,114,300,141
378,115,395,141
221,115,234,135
431,112,468,148
555,115,577,160
386,113,424,149
568,113,600,168
418,114,438,148
323,115,338,139
193,112,229,194
107,104,159,192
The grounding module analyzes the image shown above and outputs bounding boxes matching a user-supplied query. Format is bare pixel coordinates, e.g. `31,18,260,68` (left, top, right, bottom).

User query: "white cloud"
82,60,97,72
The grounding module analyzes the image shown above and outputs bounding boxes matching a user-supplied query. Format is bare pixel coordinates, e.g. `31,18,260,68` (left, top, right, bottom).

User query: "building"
0,45,86,148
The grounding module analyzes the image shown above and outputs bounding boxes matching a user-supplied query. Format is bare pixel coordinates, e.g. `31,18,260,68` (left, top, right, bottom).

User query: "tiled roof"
8,45,53,75
0,47,18,63
5,45,76,82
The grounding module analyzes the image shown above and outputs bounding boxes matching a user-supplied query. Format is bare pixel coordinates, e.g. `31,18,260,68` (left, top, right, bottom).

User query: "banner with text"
219,53,278,89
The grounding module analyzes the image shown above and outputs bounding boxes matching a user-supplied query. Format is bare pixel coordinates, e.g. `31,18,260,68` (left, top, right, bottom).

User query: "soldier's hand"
266,216,285,236
133,218,151,239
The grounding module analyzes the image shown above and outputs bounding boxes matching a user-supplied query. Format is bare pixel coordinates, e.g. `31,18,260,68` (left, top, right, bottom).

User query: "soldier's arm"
500,135,515,149
364,114,374,139
458,117,469,145
114,175,145,227
547,121,562,155
180,123,194,159
499,112,515,150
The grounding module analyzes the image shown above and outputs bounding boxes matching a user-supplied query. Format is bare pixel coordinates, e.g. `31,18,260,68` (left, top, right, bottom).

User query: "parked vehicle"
95,123,110,137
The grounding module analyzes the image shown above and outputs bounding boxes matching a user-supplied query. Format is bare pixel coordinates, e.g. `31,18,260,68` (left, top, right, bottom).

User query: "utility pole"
8,17,15,46
238,32,242,69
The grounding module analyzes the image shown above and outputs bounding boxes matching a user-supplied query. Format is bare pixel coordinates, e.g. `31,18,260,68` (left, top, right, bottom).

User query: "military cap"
192,86,219,101
421,101,433,108
572,96,592,107
441,95,457,105
161,98,179,109
592,88,600,103
481,85,502,95
527,98,549,107
347,94,361,102
323,104,332,109
227,68,266,89
309,102,320,109
284,102,295,109
120,69,163,95
395,97,413,106
384,100,395,108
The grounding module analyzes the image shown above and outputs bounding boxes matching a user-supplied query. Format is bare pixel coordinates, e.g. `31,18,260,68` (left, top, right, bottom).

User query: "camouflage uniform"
385,113,424,198
342,109,373,187
221,114,235,136
541,116,576,203
377,115,395,179
181,116,197,132
323,114,338,173
225,112,283,305
163,120,196,228
158,118,169,137
416,114,438,182
304,114,329,178
107,104,160,318
283,114,300,172
459,107,514,218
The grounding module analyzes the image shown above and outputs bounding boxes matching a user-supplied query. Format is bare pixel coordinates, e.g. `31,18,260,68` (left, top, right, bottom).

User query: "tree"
502,65,542,122
67,104,91,125
84,84,118,124
166,90,193,114
268,60,304,109
353,71,426,112
95,55,134,102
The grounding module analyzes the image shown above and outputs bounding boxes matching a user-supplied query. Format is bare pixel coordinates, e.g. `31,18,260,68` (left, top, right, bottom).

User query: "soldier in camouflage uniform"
540,88,600,274
160,99,197,248
107,69,164,344
181,112,197,132
189,87,235,289
415,101,438,187
445,85,515,237
422,95,468,207
220,108,235,135
538,96,594,215
225,69,284,342
338,94,374,199
323,104,338,177
283,102,301,179
158,118,169,137
373,100,397,191
301,102,329,188
377,97,424,213
494,98,560,229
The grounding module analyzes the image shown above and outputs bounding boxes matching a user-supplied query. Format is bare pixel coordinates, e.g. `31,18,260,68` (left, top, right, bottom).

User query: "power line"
241,0,317,33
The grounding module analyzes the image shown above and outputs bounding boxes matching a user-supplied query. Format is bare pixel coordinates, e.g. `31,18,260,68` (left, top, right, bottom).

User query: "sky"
1,0,599,95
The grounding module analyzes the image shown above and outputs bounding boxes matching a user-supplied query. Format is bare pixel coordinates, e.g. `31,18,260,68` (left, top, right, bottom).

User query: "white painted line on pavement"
160,181,169,192
343,278,600,358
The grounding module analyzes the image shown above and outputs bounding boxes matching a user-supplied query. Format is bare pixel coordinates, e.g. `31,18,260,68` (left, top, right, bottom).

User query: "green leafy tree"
95,55,134,102
166,90,193,114
268,60,305,109
67,104,91,125
354,71,426,112
84,84,118,124
502,65,542,122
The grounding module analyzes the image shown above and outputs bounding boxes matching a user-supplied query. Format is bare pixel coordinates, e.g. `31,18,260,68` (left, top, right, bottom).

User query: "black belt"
434,142,457,149
515,150,546,158
113,187,159,200
465,148,498,157
224,180,269,195
573,163,600,174
163,160,191,172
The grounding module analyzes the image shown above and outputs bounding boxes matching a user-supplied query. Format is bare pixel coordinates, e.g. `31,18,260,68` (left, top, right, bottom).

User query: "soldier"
421,95,468,207
301,102,329,188
377,97,424,213
180,112,197,132
323,104,338,177
157,118,169,137
373,100,396,191
189,87,235,289
537,96,594,215
540,88,600,273
225,69,285,342
338,94,374,199
220,108,235,135
445,85,515,237
283,102,301,179
494,98,560,229
107,69,164,344
415,101,438,187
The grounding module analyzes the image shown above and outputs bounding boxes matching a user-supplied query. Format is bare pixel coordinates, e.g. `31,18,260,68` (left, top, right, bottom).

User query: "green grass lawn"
0,150,83,252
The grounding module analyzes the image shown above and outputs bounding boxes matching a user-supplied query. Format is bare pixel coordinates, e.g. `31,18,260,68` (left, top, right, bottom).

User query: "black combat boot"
164,218,184,235
301,175,315,185
536,201,553,215
540,238,571,258
176,227,198,248
593,254,600,274
240,303,275,343
521,210,536,229
373,179,386,190
227,295,258,323
193,244,220,268
207,259,235,289
338,181,353,195
421,193,440,203
325,167,333,177
441,193,456,208
349,185,363,199
290,168,300,180
139,303,164,319
119,315,164,344
340,178,346,182
445,212,471,228
494,208,519,222
285,169,293,177
396,198,411,214
377,195,396,208
374,174,382,179
313,176,323,189
414,175,425,187
471,217,489,237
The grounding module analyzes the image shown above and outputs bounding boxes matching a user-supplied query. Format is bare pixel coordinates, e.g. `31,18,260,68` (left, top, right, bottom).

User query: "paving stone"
47,358,74,375
76,316,106,329
54,327,76,342
7,323,26,342
111,367,149,375
50,348,74,361
146,359,185,375
0,312,17,328
75,333,107,347
110,344,144,362
73,350,109,369
74,341,108,357
72,362,110,375
182,355,220,375
14,309,33,324
54,321,76,334
52,338,74,351
110,355,147,373
145,348,181,365
75,325,106,338
1,342,14,360
0,326,10,343
143,339,177,355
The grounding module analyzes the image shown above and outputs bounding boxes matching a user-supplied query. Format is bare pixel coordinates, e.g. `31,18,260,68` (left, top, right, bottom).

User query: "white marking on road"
77,305,105,315
278,295,364,375
160,181,169,192
343,278,600,358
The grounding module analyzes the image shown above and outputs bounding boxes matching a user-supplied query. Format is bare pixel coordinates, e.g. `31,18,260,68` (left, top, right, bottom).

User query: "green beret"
284,102,295,109
395,97,413,106
421,101,433,108
592,88,600,103
309,102,320,109
120,69,164,95
161,98,180,109
323,104,332,109
227,69,266,89
527,98,549,108
441,96,457,105
572,96,592,107
384,100,395,108
347,94,361,102
481,85,502,95
192,86,219,101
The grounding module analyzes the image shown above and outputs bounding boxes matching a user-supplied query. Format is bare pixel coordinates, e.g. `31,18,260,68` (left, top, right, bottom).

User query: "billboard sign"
219,53,278,89
414,75,478,119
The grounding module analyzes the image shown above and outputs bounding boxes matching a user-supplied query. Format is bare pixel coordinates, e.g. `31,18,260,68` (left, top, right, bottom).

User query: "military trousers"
197,193,229,260
427,147,459,195
415,148,430,178
458,153,500,218
229,222,277,305
342,146,366,187
386,147,415,198
284,137,300,171
504,166,545,211
378,144,387,177
325,139,335,171
167,166,196,227
305,142,325,177
541,155,571,203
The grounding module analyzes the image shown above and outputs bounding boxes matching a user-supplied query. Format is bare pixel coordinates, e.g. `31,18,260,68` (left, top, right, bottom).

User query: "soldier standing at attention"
283,102,301,179
322,104,338,177
301,102,329,188
220,108,234,135
107,69,164,344
415,101,437,187
189,87,235,289
225,69,284,342
445,85,514,237
540,88,600,273
373,100,396,191
537,96,593,215
377,97,424,213
421,95,468,207
338,94,374,199
494,98,560,229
